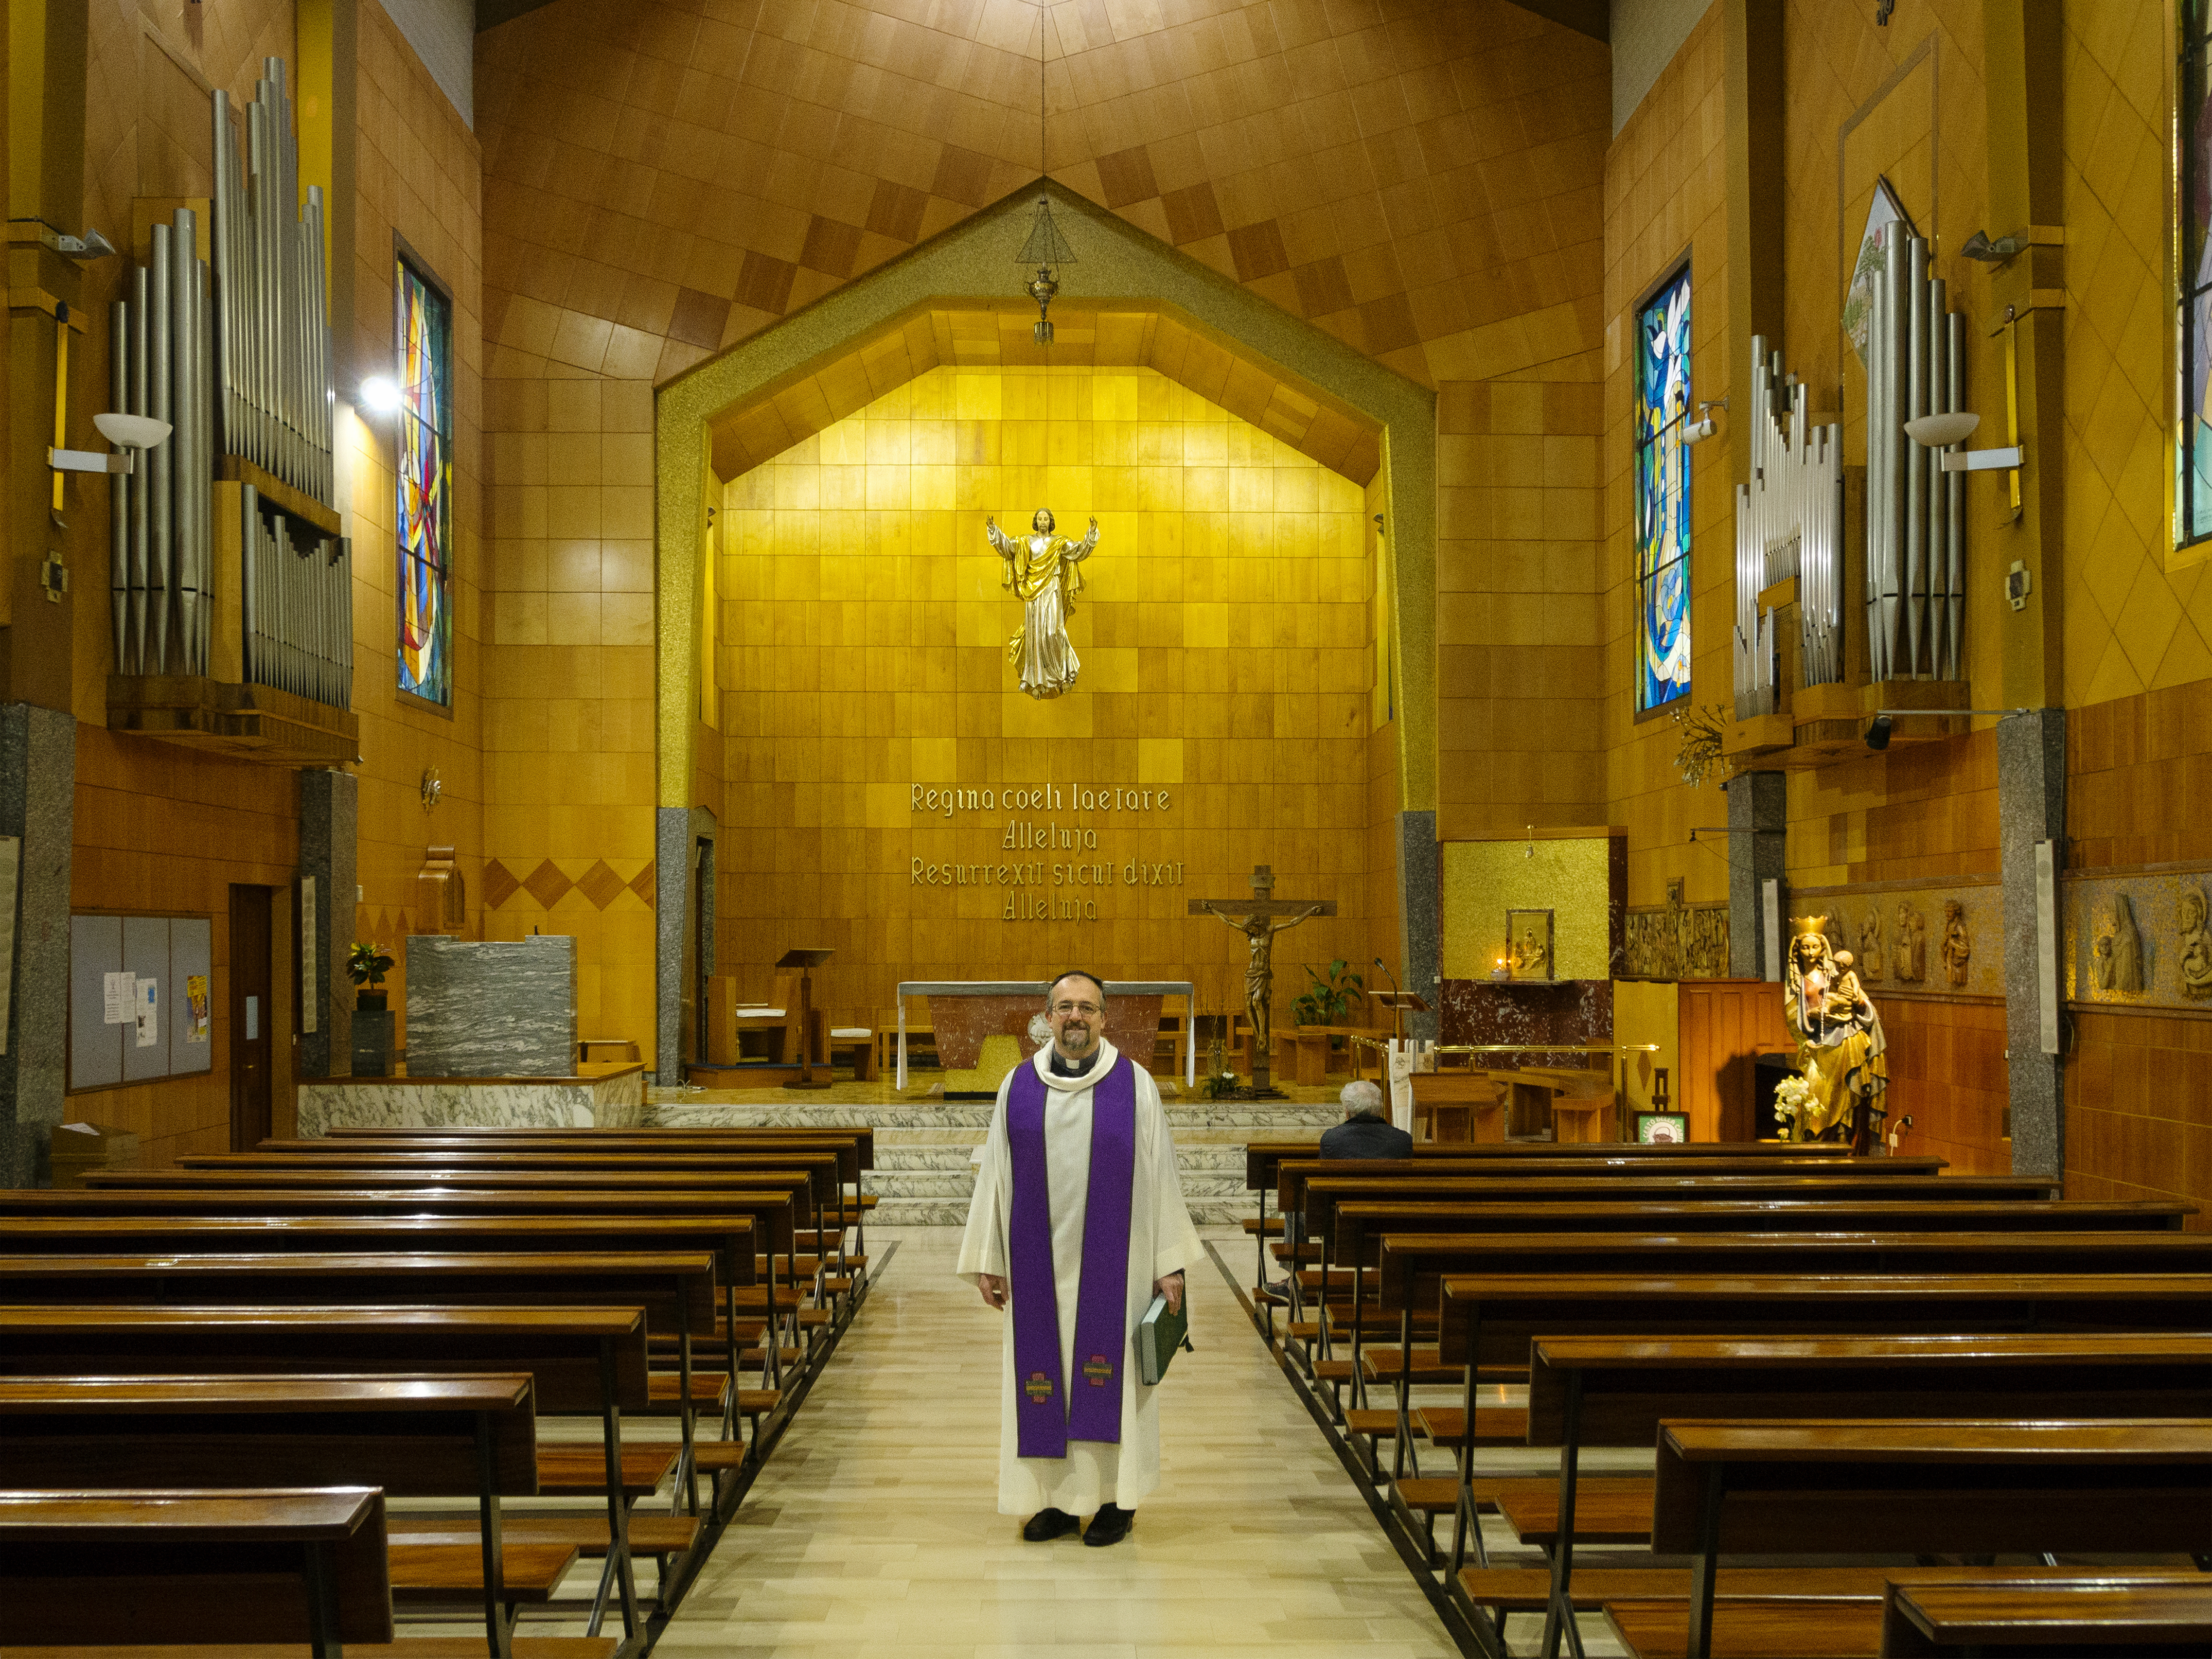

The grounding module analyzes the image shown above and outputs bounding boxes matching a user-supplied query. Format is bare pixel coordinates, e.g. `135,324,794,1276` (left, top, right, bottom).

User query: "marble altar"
894,980,1196,1089
298,1064,647,1135
406,935,575,1077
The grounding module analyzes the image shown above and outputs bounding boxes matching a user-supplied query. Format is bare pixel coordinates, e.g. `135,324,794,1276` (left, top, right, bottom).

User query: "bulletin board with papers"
69,913,214,1091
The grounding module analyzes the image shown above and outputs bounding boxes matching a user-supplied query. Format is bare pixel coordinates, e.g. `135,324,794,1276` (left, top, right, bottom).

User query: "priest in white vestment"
957,970,1204,1545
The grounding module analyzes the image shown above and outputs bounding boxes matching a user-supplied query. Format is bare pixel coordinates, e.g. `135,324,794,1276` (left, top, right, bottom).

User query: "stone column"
1396,809,1440,1043
655,807,715,1086
1724,770,1786,978
0,706,75,1186
1999,709,2066,1178
297,769,356,1078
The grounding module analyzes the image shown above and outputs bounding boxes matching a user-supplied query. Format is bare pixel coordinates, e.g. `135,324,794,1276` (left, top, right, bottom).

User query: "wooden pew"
1337,1228,2212,1469
1634,1419,2212,1659
1282,1171,2064,1387
0,1251,721,1517
0,1374,566,1659
0,1184,811,1384
0,1305,661,1638
308,1126,881,1255
1507,1332,2212,1655
0,1214,779,1455
1425,1273,2212,1591
0,1487,398,1655
254,1131,879,1264
1878,1575,2212,1657
1239,1139,1855,1287
172,1149,865,1301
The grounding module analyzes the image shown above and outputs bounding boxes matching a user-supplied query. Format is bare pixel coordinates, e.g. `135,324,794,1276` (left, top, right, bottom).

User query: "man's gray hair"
1341,1079,1385,1116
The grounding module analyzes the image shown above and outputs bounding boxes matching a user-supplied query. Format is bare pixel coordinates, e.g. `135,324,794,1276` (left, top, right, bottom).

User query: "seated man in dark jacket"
1319,1078,1413,1158
1269,1082,1413,1295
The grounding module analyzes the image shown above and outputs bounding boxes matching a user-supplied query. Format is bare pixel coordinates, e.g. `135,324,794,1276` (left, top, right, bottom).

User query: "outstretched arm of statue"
1067,516,1100,562
1199,902,1243,934
984,517,1017,585
1269,903,1327,934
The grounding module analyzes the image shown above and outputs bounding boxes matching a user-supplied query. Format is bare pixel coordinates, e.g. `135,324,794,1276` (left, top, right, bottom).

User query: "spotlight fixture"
1679,397,1727,446
359,376,402,414
52,228,116,261
1864,707,2032,750
1959,229,2025,263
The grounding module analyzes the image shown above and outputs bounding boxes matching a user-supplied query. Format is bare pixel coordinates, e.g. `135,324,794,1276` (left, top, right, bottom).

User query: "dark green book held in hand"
1136,1291,1194,1384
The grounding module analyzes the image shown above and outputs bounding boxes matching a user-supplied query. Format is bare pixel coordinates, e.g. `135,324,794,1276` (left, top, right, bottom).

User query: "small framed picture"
1505,909,1554,981
1635,1110,1690,1145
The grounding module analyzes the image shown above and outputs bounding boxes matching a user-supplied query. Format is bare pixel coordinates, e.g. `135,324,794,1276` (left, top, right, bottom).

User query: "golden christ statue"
985,509,1099,700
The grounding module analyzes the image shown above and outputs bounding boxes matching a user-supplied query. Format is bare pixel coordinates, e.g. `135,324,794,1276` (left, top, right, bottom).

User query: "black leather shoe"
1022,1507,1080,1541
1081,1503,1133,1547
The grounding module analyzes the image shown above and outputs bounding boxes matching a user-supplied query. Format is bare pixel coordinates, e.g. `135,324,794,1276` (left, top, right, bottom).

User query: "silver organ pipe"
112,57,348,710
1732,337,1845,718
1864,235,1968,682
109,299,130,674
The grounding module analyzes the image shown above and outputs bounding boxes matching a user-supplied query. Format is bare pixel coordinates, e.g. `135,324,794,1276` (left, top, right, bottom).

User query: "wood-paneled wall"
1676,980,1792,1143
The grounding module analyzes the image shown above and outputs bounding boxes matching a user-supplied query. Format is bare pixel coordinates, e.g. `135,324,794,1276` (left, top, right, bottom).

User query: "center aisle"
659,1226,1458,1659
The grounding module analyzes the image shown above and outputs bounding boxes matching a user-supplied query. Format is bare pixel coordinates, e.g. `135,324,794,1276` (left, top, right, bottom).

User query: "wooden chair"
828,1025,877,1080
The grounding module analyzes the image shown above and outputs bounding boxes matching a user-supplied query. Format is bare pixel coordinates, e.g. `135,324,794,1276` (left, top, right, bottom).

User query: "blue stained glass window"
2180,7,2212,547
396,254,453,706
1635,265,1694,712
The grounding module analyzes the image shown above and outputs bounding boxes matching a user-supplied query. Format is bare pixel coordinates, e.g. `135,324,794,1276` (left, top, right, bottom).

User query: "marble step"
875,1198,1251,1229
652,1100,1344,1131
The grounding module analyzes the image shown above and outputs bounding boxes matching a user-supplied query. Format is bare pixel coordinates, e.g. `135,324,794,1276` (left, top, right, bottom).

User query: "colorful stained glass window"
1635,265,1694,712
2181,3,2212,547
396,255,453,706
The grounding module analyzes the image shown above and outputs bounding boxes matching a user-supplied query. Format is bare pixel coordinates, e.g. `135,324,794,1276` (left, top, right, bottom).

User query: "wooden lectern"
1371,990,1429,1043
778,947,835,1090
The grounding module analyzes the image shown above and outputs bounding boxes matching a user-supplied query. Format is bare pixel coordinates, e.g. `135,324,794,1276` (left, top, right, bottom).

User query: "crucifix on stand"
1190,866,1335,1091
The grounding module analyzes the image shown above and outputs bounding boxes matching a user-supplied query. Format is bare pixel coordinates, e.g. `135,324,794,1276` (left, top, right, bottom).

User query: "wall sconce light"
1680,397,1728,445
51,410,171,476
359,376,402,414
1903,410,2022,472
1864,706,2032,750
45,227,117,261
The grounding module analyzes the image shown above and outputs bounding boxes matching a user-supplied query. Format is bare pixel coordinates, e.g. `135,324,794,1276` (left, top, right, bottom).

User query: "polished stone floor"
657,1226,1460,1659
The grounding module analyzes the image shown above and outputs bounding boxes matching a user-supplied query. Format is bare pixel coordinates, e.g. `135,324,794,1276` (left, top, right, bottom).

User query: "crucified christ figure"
1198,901,1326,1063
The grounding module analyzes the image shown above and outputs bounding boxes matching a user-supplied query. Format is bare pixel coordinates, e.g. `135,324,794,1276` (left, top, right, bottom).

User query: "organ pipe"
1865,235,1967,682
1732,339,1845,717
212,58,335,507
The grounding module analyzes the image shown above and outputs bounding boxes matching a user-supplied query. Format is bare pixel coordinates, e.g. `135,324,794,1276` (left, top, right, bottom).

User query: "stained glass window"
396,253,453,706
1635,265,1694,712
2180,2,2212,547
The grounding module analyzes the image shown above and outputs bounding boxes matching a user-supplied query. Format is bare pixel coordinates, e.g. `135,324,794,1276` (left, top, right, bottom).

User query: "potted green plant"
347,941,395,1011
1290,960,1364,1030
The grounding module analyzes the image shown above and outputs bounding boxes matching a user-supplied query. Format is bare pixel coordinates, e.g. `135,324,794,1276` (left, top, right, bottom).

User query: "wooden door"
228,886,273,1151
1677,979,1794,1142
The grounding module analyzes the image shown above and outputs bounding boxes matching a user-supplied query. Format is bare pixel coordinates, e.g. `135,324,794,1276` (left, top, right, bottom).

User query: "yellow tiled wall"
714,363,1381,1026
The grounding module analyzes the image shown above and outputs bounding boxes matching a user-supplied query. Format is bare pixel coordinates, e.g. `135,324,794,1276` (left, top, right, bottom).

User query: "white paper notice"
134,978,159,1048
104,971,137,1024
246,994,259,1041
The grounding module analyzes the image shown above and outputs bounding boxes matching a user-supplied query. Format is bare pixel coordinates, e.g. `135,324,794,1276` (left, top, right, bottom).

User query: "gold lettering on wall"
906,786,1184,920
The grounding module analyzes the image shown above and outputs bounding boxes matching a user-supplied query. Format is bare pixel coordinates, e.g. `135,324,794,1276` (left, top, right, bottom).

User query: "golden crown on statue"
1788,915,1830,937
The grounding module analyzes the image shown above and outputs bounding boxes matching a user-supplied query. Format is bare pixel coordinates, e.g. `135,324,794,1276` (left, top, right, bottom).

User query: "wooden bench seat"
1605,1597,1888,1659
390,1511,700,1558
1880,1575,2212,1656
8,1643,619,1659
0,1487,391,1649
1412,1405,1530,1447
0,1371,567,1637
0,1304,663,1639
1643,1419,2212,1659
1455,1563,2208,1614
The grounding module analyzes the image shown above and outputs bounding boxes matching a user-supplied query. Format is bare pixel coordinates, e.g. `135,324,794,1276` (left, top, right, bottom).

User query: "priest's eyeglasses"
1051,999,1102,1016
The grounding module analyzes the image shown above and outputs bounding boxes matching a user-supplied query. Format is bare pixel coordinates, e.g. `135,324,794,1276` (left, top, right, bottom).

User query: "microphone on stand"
1373,956,1400,997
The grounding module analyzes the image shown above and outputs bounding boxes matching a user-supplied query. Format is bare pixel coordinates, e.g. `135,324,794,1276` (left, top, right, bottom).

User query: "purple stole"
1007,1053,1136,1459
